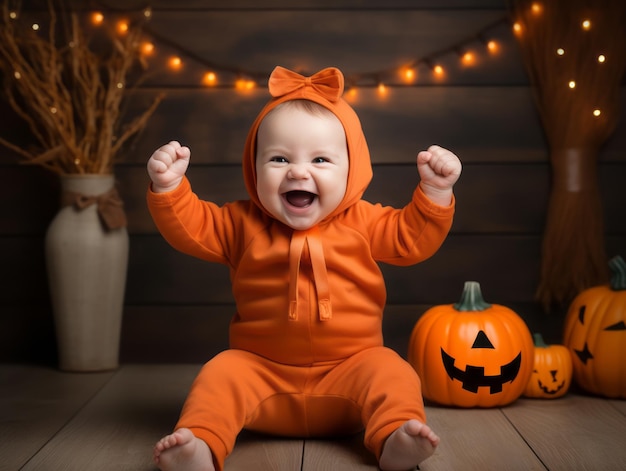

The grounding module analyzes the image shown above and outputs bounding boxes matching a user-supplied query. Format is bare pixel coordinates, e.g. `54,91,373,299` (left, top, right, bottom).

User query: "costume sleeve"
365,184,455,266
146,177,234,266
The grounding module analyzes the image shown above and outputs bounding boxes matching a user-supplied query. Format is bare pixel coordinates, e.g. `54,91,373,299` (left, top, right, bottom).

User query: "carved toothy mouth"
537,379,566,394
441,348,522,394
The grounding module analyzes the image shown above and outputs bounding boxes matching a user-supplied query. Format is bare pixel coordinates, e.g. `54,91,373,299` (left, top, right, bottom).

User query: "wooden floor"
2,364,626,471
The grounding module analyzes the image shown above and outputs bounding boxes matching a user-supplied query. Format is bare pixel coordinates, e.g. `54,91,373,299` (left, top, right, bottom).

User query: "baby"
147,66,461,471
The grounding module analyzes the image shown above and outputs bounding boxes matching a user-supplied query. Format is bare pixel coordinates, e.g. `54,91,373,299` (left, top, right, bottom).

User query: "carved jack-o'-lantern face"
523,333,572,399
563,256,626,399
533,369,565,394
441,330,522,394
409,282,534,408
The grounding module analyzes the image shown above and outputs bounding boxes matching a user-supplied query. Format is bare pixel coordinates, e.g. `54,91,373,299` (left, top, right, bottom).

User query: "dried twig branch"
0,0,163,175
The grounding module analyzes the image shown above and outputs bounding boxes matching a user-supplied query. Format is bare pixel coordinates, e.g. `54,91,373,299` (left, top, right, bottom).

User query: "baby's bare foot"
379,420,439,470
153,428,214,471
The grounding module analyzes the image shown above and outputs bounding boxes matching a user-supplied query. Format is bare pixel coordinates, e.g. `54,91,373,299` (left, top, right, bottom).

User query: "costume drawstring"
288,232,305,320
288,227,332,322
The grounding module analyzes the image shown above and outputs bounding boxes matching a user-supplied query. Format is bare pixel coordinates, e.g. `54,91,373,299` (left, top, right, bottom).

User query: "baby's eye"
270,156,288,163
312,157,328,164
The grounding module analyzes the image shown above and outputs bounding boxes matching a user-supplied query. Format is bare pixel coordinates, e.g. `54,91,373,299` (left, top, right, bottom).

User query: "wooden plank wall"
1,0,624,364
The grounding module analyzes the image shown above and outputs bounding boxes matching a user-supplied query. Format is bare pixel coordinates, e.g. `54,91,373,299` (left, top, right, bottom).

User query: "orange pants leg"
175,347,426,469
174,349,309,471
309,346,427,460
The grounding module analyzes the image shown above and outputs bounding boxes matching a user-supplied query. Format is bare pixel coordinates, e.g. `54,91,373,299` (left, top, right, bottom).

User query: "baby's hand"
416,145,462,206
147,141,191,193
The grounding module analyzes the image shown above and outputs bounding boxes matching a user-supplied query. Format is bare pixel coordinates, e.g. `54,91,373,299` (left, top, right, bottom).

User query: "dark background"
1,0,624,364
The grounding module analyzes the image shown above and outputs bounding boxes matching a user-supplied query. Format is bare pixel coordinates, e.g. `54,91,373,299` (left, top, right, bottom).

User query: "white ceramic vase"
45,174,128,371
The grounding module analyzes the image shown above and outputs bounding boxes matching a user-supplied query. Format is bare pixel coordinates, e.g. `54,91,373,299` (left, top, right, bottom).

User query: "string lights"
512,1,614,119
3,5,512,100
9,5,515,101
144,14,510,99
14,2,611,110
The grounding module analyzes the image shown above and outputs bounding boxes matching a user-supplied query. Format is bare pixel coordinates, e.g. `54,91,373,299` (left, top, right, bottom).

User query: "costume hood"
241,66,374,323
242,66,373,221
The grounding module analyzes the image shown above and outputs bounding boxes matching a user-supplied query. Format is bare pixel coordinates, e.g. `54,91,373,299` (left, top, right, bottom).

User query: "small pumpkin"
563,255,626,398
408,281,534,408
523,333,572,399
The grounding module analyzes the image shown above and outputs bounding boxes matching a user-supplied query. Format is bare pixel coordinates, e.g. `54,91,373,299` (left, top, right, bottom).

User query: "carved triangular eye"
472,330,495,349
575,342,594,364
605,320,626,331
578,305,586,325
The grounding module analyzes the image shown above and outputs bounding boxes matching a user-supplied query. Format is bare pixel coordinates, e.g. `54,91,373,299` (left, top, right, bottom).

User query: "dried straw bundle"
511,0,626,311
0,0,162,175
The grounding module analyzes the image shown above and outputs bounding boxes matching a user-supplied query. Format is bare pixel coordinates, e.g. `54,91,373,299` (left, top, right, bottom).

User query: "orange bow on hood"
242,66,374,322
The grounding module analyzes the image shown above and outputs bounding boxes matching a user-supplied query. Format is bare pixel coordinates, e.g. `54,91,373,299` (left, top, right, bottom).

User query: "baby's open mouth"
284,190,316,208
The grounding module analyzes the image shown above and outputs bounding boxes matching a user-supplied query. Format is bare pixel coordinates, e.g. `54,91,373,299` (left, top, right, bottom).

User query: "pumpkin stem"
608,255,626,291
533,332,548,348
453,281,492,311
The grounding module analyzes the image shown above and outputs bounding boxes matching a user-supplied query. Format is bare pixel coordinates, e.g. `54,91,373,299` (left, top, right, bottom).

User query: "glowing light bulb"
593,109,601,117
462,51,475,66
50,107,57,114
91,12,104,25
433,64,444,77
402,68,416,83
487,40,498,54
14,71,21,79
117,20,129,35
531,2,543,15
377,83,388,97
556,48,565,56
31,23,39,31
168,56,182,71
203,72,217,86
140,41,155,55
598,54,606,63
513,22,522,35
582,19,591,30
143,7,152,19
568,80,576,89
9,11,17,19
235,78,255,90
116,82,124,89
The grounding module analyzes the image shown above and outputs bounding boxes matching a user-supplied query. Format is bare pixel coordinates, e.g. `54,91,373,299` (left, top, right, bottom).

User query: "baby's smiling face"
255,101,349,230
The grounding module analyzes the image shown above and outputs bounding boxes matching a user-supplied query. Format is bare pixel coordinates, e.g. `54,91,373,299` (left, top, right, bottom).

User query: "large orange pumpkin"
563,255,626,398
408,281,534,408
523,333,572,399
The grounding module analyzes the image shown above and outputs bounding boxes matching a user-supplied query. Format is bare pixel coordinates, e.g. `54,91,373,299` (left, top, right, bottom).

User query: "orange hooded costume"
147,66,454,470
